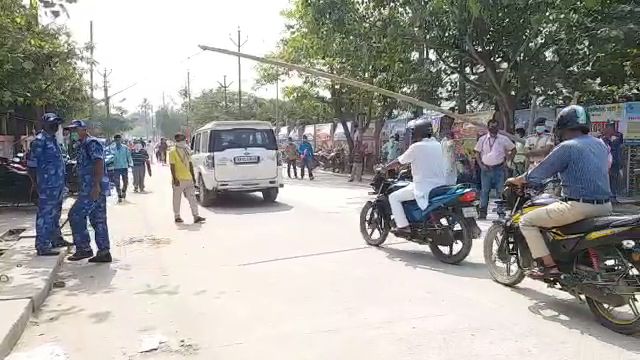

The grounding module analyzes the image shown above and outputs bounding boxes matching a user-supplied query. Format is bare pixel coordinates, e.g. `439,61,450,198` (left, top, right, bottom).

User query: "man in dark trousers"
602,121,624,202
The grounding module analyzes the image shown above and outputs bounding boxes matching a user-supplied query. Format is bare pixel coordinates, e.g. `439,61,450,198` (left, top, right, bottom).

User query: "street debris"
6,343,68,360
138,334,168,353
52,280,66,288
133,334,200,356
118,235,171,247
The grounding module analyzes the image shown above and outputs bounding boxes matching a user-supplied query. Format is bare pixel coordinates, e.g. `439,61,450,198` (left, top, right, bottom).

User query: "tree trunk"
330,81,354,152
496,94,516,133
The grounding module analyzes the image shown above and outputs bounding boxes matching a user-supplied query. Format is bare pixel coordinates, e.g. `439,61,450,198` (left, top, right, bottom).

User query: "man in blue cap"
64,120,112,262
27,113,73,256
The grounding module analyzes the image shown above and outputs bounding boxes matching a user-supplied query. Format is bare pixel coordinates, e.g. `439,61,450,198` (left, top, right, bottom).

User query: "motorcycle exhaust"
576,284,627,307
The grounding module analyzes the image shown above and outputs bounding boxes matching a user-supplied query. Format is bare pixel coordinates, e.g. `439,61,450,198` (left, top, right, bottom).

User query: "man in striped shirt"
131,139,151,192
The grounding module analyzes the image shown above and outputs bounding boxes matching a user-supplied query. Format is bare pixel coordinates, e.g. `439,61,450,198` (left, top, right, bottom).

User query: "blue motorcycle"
360,168,482,264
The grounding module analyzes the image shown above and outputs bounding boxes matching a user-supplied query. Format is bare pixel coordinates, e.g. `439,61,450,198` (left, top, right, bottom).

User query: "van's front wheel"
197,176,217,207
262,188,279,203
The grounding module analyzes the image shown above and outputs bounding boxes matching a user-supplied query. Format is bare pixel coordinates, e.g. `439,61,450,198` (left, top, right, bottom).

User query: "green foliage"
259,0,639,132
0,0,88,116
155,107,185,138
83,105,133,139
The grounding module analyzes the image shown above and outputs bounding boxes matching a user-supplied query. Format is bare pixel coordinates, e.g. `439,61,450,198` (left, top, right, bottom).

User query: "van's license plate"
234,156,259,164
462,207,478,218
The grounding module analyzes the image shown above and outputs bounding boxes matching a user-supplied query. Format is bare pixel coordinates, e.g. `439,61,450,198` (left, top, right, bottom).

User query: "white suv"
191,120,283,205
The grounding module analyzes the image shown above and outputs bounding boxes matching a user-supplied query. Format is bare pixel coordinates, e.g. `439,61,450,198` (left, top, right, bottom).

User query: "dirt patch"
116,235,172,248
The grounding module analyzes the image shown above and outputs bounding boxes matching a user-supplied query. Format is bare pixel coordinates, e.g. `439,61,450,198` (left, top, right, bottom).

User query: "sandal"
528,265,563,280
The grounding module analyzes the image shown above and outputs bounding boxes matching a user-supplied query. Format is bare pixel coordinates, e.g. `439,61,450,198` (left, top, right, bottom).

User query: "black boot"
88,250,112,263
67,249,94,261
478,208,488,220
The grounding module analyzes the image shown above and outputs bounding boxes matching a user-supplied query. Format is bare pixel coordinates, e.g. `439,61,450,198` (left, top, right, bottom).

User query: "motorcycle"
484,182,640,334
360,167,481,264
64,155,80,194
0,157,37,206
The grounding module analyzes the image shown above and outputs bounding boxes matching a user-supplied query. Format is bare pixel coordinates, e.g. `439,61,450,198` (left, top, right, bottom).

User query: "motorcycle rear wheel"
483,224,525,286
360,201,389,246
587,294,640,335
428,211,473,265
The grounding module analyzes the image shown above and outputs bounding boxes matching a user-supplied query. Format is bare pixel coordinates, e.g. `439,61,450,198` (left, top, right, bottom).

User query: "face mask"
70,132,79,141
44,123,60,134
535,126,546,134
177,140,186,146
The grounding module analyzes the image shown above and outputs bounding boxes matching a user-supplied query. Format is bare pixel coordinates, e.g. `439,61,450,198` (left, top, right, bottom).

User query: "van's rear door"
212,128,278,182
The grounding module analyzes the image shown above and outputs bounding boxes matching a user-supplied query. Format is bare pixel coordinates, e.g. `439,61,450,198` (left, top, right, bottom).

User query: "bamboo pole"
198,45,522,143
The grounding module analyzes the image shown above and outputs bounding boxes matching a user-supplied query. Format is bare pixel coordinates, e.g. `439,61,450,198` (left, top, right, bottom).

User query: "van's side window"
190,136,195,150
200,131,210,153
193,133,201,154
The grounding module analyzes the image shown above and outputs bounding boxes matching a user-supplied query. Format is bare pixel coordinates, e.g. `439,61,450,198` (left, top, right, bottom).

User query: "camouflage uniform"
69,137,111,252
27,131,66,252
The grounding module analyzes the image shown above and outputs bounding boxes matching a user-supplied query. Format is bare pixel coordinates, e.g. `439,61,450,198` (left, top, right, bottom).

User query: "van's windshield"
211,128,277,152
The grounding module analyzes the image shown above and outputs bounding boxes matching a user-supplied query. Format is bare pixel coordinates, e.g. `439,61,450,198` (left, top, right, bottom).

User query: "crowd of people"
26,112,208,262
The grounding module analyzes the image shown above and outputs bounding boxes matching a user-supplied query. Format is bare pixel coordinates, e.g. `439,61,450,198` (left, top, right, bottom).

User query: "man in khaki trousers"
168,133,206,224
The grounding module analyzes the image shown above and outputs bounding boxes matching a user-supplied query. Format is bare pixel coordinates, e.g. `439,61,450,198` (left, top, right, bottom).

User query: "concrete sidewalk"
0,199,73,358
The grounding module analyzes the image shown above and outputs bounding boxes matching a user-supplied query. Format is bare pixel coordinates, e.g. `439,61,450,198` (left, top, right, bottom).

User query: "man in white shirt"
385,120,449,234
474,119,516,219
524,117,554,170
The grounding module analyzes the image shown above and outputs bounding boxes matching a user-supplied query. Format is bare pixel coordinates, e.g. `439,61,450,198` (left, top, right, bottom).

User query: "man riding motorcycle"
384,119,450,235
506,105,612,279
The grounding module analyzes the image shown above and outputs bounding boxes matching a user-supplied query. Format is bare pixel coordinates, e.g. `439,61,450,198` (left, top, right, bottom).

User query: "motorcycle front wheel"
360,201,389,246
483,224,525,286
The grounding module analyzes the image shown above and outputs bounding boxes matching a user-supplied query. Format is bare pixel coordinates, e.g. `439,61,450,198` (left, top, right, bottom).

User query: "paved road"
10,165,640,359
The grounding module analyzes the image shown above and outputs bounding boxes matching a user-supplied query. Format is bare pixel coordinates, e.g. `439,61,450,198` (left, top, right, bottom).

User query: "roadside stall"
622,102,640,196
314,123,333,151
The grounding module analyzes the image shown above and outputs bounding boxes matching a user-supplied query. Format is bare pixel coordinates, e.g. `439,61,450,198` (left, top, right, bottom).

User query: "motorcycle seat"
429,185,458,199
554,215,640,235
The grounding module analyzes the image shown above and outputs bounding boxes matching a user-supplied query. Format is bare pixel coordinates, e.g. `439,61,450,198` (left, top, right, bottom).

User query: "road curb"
0,225,69,358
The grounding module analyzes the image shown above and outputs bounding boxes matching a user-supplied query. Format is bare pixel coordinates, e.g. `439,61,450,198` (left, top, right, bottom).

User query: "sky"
56,0,291,113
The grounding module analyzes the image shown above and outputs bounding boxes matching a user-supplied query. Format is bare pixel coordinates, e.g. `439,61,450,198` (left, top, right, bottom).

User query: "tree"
258,0,441,151
0,0,88,118
156,107,185,138
83,105,133,139
423,0,639,130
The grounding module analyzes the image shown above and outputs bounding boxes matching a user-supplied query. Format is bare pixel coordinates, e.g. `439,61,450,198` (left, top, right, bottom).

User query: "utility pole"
186,71,191,132
217,75,233,110
275,79,279,126
89,21,95,119
229,26,247,113
98,68,112,119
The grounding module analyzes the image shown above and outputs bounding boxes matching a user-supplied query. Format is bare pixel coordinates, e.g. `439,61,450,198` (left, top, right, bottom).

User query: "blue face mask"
535,126,546,134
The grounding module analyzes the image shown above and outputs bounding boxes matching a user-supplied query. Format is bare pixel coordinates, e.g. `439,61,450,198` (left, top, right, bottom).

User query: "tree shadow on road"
203,193,293,215
377,246,490,280
512,286,640,352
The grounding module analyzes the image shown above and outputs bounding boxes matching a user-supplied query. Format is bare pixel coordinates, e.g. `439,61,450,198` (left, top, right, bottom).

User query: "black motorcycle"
64,155,79,194
360,168,481,264
484,183,640,334
0,157,37,206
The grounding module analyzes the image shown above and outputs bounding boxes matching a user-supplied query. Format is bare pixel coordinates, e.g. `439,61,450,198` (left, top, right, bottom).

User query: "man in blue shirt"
27,113,73,256
298,135,314,180
109,134,132,202
64,120,112,263
507,105,612,278
602,121,624,202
